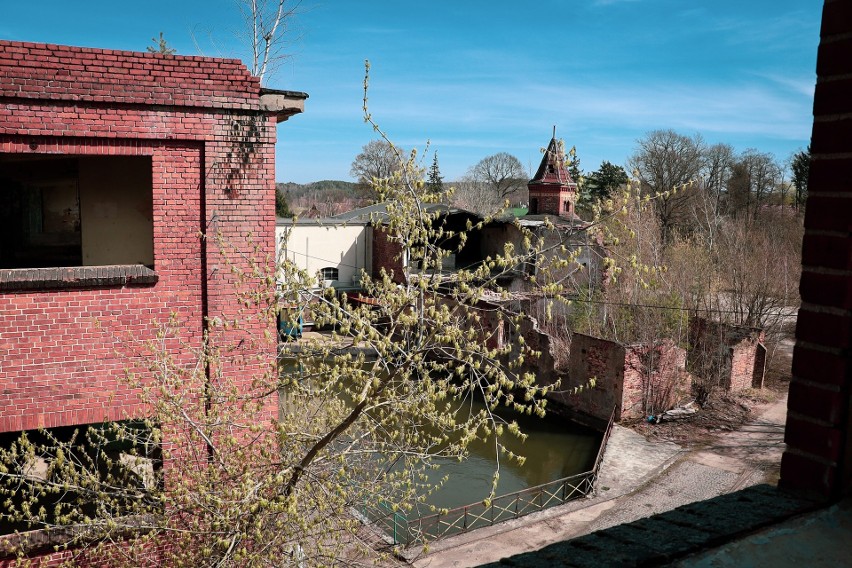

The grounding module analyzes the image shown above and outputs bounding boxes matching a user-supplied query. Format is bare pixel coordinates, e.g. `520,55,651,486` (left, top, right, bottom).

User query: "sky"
2,0,822,184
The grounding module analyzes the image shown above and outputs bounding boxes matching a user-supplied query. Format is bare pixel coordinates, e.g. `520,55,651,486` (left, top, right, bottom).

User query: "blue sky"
3,1,821,184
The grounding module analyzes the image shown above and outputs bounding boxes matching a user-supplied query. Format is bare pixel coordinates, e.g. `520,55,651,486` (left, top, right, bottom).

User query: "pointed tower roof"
527,129,579,219
530,135,576,187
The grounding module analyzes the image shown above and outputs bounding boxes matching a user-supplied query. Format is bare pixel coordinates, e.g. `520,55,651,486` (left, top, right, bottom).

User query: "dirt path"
689,392,788,485
585,391,788,535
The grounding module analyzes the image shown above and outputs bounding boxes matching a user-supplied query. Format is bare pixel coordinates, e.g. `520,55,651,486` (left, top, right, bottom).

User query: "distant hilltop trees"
276,180,361,217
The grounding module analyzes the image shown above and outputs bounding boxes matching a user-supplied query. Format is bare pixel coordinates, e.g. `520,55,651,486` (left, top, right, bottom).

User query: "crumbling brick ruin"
688,318,767,393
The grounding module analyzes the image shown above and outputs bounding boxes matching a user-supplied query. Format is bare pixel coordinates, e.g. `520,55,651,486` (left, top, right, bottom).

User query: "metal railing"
588,405,618,488
365,406,619,546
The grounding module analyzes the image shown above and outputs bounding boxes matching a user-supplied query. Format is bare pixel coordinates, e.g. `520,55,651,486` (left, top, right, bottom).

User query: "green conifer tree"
427,151,444,192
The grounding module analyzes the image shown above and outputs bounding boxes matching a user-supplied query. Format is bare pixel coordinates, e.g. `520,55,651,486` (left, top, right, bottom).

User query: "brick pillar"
779,0,852,499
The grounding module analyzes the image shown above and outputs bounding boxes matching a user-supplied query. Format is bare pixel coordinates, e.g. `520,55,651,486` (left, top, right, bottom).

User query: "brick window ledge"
0,265,158,291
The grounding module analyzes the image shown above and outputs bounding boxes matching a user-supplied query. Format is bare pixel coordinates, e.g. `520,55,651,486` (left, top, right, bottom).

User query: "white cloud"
530,81,811,140
755,73,816,99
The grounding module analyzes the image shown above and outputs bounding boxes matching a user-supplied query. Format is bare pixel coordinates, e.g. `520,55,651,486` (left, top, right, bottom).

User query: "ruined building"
0,40,305,560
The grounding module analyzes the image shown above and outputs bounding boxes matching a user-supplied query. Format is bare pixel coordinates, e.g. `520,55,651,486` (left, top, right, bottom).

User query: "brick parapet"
0,40,260,111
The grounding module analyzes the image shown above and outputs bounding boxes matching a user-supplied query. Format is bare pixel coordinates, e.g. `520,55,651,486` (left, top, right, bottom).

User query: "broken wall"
622,340,689,420
561,333,626,422
558,334,688,423
688,318,766,392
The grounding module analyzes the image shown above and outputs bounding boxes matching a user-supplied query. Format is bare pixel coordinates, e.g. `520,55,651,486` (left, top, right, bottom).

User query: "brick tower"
527,131,578,218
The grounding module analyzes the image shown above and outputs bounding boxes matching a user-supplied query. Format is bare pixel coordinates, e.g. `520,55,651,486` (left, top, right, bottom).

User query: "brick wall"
0,41,281,434
622,340,689,420
0,40,259,109
528,186,575,217
688,318,766,392
560,334,688,423
562,333,626,422
372,225,406,284
513,315,559,382
780,0,852,499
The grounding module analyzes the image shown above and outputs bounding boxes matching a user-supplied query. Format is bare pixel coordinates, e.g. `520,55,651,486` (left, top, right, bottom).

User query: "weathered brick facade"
780,0,852,500
560,334,689,423
372,225,406,284
0,41,303,438
561,333,626,422
622,340,690,419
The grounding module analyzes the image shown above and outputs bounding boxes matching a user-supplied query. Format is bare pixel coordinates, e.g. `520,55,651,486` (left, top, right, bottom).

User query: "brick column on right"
779,0,852,500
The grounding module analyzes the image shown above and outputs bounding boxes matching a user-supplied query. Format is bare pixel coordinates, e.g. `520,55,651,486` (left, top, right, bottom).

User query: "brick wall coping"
0,265,158,291
478,485,820,567
0,39,261,111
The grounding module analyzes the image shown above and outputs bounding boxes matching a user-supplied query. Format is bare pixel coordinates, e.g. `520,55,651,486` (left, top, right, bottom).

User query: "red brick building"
527,134,578,218
0,40,303,455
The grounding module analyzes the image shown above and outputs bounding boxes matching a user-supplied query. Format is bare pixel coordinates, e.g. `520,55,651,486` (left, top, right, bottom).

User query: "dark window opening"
0,154,154,270
0,420,162,537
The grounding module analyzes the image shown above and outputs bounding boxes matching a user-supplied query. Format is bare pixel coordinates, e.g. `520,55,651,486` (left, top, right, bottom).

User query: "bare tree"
238,0,300,83
689,143,734,249
715,212,802,341
727,149,781,219
663,235,716,318
451,176,506,216
629,130,705,244
467,152,528,204
349,139,407,202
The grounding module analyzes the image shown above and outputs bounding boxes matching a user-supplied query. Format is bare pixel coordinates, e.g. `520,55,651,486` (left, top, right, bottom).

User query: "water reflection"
278,356,600,514
420,398,600,511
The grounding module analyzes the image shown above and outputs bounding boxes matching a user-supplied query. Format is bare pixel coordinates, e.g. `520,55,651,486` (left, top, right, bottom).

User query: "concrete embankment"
411,395,789,568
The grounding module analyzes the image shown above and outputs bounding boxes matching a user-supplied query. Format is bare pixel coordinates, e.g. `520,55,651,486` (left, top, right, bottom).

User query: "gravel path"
587,392,788,535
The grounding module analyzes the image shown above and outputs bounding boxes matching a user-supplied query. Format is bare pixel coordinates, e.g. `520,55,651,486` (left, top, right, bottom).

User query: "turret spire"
527,130,578,218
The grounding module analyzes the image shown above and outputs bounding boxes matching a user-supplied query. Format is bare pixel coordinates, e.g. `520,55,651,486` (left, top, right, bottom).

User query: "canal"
409,397,600,514
278,356,602,536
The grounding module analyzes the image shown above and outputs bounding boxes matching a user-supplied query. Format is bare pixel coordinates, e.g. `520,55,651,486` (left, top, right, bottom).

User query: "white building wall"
276,222,371,287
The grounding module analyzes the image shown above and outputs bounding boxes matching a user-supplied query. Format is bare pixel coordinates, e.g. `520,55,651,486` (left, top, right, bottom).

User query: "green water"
414,398,600,513
277,358,601,515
